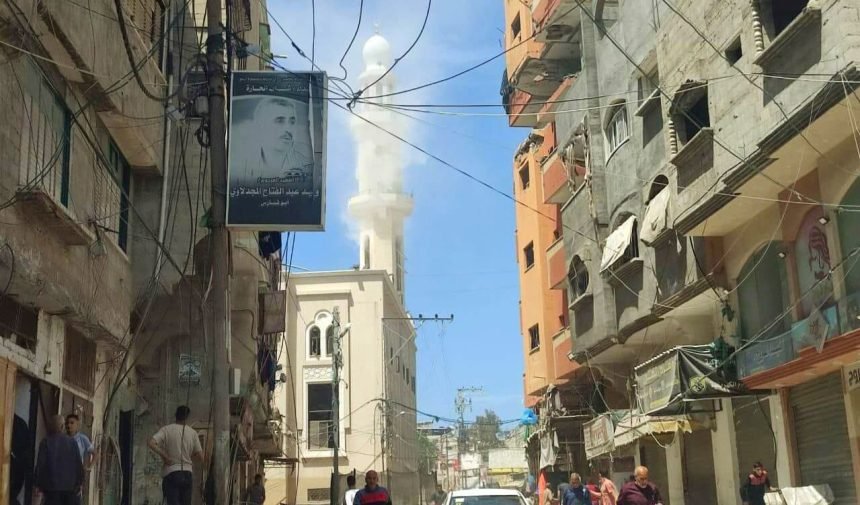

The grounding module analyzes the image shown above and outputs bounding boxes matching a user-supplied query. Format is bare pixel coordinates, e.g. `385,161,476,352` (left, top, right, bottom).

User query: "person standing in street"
65,415,94,471
542,483,554,505
429,484,445,505
34,415,84,505
740,462,776,505
617,466,662,505
147,406,204,505
562,473,590,505
353,470,392,505
246,474,266,505
590,470,618,505
344,475,359,505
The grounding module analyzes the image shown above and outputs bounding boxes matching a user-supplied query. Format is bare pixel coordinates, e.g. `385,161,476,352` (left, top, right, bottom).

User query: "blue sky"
268,1,528,425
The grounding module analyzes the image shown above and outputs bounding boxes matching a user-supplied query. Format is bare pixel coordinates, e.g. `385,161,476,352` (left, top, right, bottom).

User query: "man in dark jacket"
35,415,84,505
740,462,775,505
353,470,392,505
562,473,590,505
617,466,662,505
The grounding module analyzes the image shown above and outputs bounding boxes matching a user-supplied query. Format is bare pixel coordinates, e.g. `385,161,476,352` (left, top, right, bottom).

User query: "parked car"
443,488,530,505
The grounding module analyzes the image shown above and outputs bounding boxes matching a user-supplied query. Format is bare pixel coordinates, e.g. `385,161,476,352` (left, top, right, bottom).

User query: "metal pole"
332,307,342,505
205,0,231,503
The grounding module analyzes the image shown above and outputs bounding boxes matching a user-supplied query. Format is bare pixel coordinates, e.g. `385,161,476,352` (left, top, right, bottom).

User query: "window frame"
604,101,629,159
528,324,540,351
523,242,535,270
306,382,335,451
518,164,530,190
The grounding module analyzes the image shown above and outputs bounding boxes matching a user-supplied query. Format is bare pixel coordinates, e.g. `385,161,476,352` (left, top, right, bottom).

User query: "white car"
443,488,530,505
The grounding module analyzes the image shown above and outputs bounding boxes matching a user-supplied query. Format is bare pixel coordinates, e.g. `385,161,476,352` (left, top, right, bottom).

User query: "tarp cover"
635,345,748,415
764,485,834,505
640,188,671,245
600,216,637,272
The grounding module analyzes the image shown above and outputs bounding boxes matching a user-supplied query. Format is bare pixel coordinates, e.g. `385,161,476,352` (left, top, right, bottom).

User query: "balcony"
552,328,577,381
502,73,543,128
542,149,583,204
546,237,567,290
532,0,583,45
737,291,860,387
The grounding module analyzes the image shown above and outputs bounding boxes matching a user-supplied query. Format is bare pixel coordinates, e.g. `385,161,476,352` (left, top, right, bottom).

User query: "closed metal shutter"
640,440,671,505
682,429,717,505
734,397,779,485
790,373,856,504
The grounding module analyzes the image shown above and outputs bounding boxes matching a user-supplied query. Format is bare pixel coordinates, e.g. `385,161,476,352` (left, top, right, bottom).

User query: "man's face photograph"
257,100,298,155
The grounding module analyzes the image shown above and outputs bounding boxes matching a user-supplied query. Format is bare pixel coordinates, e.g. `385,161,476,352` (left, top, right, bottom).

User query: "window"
0,294,38,352
325,326,334,357
362,236,370,269
647,175,669,203
307,383,334,450
107,142,131,252
637,71,659,104
569,256,589,299
523,242,535,269
18,58,71,207
737,243,791,342
519,165,530,190
725,36,743,66
309,326,321,357
604,102,629,157
511,13,522,40
125,0,165,54
63,326,97,393
528,324,540,350
671,82,710,147
395,238,404,292
768,0,809,37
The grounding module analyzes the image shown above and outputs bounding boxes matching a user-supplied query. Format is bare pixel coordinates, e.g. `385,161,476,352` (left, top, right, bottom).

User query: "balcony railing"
736,293,860,378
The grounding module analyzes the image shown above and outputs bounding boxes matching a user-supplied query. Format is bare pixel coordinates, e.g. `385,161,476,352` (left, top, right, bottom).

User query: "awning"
640,188,671,245
612,411,692,449
583,414,614,460
600,216,637,272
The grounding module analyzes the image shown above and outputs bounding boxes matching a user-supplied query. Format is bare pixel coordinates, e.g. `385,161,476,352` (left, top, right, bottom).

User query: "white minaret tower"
348,31,413,302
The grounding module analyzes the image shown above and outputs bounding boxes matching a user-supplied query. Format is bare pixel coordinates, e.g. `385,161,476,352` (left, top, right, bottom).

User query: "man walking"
591,470,618,505
344,474,359,505
562,473,590,505
617,466,662,505
65,415,94,470
429,484,445,505
740,462,776,505
147,406,204,505
34,415,84,505
353,470,393,505
246,474,266,505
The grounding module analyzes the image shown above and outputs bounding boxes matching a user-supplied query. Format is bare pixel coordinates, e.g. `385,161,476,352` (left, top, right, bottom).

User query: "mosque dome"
362,33,393,68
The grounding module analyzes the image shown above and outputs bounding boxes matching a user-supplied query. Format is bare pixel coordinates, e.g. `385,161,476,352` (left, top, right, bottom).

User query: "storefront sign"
583,414,614,460
843,360,860,392
227,71,328,230
636,352,680,414
636,345,749,415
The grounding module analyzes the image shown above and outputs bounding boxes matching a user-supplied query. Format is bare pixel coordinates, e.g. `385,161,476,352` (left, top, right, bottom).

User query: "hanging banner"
635,345,748,415
583,414,614,460
227,71,327,230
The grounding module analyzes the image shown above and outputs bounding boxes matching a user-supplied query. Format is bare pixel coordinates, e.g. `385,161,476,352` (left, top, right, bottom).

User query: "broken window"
523,242,535,269
511,13,522,40
767,0,809,37
569,256,589,300
519,164,530,190
671,81,710,147
528,324,540,350
0,294,38,352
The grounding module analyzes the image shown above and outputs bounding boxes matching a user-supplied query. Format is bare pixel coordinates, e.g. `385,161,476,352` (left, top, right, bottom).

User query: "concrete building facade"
0,1,283,504
502,0,860,503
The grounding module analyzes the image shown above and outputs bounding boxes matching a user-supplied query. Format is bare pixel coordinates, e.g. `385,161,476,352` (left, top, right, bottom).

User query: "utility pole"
455,387,481,489
205,0,230,503
331,307,342,505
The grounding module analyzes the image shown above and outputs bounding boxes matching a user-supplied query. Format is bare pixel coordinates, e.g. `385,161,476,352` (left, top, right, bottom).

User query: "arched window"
308,326,321,358
736,242,790,342
647,175,669,203
794,206,833,317
604,101,629,158
569,256,590,300
325,326,334,357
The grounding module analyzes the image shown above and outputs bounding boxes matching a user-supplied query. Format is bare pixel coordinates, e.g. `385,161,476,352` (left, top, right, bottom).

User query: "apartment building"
502,1,860,504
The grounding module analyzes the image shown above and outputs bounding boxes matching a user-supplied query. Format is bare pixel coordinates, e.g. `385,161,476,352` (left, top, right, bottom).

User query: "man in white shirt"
344,474,358,505
148,406,204,505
